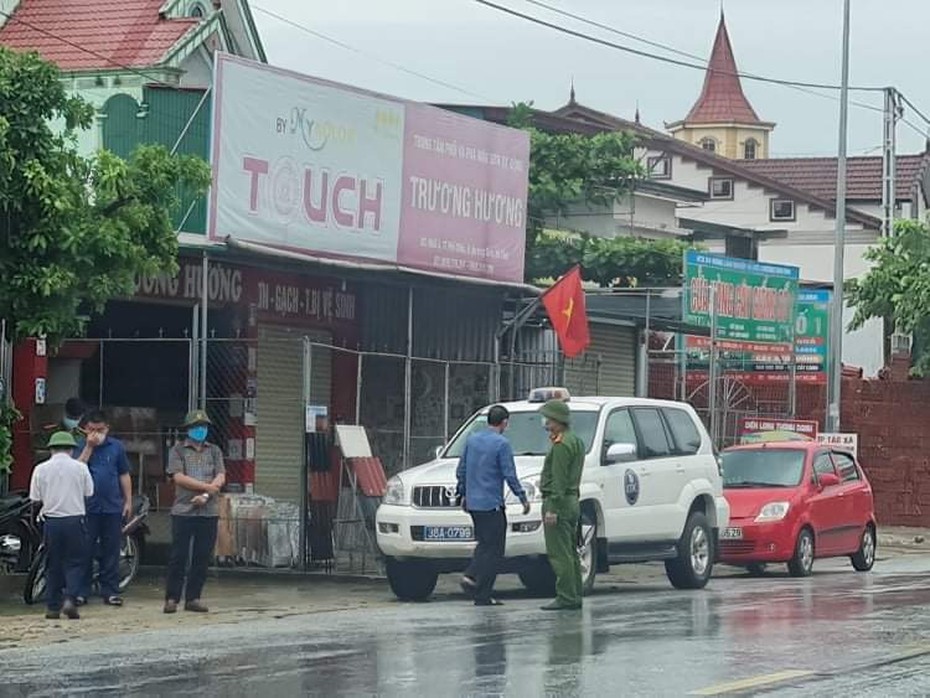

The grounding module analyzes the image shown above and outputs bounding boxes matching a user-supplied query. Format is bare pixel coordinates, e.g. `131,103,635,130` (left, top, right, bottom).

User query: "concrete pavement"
4,552,930,695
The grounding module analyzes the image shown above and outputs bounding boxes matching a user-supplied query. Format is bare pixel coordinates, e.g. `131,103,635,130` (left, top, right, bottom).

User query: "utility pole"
881,87,900,237
827,0,851,434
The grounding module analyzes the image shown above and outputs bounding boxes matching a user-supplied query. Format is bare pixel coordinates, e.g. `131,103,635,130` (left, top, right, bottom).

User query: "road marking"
689,670,815,696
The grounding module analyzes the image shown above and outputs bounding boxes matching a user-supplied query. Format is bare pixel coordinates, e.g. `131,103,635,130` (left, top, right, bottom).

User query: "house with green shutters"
0,0,265,234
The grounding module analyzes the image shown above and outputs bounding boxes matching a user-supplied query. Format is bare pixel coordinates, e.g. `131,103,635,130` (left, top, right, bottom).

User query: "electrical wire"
251,4,492,101
518,0,885,115
473,0,886,93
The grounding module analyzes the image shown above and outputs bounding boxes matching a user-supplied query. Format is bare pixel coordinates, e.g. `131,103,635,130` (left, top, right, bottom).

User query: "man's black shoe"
474,598,503,607
460,576,477,597
62,599,80,620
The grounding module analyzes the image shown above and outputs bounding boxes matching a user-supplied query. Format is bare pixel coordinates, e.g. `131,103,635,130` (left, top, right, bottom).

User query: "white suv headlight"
506,477,542,504
755,501,790,522
383,476,407,506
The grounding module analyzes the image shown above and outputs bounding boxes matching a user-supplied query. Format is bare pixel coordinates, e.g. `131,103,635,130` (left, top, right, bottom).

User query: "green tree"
0,48,211,473
509,102,686,286
0,48,211,342
847,219,930,374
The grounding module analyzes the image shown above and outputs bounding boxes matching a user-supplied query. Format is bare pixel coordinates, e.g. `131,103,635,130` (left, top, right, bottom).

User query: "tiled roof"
683,14,764,126
741,154,929,201
437,102,883,231
0,0,200,71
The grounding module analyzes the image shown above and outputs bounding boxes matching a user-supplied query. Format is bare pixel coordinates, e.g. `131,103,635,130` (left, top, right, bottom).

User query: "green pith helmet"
539,399,571,425
182,409,212,428
47,431,78,449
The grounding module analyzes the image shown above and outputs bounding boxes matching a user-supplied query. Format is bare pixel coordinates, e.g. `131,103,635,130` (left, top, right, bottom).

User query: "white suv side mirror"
434,445,445,459
605,442,637,465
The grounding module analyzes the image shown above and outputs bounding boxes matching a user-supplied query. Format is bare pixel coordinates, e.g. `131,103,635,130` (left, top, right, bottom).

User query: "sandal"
104,596,124,607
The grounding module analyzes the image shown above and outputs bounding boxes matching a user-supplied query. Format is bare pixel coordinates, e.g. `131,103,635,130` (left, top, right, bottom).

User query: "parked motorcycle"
24,494,150,605
0,491,40,574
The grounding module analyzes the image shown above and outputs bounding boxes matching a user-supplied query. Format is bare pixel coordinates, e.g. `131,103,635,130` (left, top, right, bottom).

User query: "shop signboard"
682,251,799,345
209,54,530,284
738,417,819,438
817,432,859,458
135,260,358,330
684,288,830,385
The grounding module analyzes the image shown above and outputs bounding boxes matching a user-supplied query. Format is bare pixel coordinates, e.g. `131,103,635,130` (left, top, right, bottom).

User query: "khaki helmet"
181,409,212,428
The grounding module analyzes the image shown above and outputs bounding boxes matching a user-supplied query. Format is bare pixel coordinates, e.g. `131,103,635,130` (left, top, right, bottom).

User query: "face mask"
187,426,209,442
63,417,80,430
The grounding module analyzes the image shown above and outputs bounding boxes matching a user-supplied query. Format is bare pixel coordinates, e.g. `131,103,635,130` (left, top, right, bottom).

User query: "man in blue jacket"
455,405,529,606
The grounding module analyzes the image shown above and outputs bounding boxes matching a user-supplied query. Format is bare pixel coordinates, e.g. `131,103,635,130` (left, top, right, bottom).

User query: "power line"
252,4,492,101
519,0,886,116
474,0,886,93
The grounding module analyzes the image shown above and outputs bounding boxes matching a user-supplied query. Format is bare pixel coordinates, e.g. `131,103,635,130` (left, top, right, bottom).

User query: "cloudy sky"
250,0,930,158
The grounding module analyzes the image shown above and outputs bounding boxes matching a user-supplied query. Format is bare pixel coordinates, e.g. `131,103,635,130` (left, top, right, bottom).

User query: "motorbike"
24,494,150,605
0,491,41,575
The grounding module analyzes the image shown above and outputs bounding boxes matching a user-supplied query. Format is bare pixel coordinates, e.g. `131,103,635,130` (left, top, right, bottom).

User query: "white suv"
375,389,730,601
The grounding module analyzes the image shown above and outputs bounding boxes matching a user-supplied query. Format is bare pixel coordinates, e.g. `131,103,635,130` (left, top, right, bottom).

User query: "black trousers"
165,516,218,603
465,509,507,603
44,516,86,612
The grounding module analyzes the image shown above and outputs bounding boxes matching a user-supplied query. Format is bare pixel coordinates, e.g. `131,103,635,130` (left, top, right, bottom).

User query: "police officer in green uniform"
539,399,585,611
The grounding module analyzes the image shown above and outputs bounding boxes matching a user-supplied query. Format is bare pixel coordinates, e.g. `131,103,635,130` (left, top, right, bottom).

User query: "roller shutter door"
254,325,332,503
565,323,636,396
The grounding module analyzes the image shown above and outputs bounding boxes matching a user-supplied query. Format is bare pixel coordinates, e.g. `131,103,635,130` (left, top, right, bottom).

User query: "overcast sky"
251,0,930,158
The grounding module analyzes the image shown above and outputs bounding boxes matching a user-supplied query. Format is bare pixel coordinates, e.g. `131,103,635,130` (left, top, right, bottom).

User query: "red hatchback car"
718,442,876,577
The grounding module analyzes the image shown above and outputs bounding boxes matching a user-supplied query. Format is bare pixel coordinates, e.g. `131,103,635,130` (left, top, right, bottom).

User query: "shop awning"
212,237,542,296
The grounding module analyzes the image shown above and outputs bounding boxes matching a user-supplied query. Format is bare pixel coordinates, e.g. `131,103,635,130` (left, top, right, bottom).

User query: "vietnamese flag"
542,266,590,358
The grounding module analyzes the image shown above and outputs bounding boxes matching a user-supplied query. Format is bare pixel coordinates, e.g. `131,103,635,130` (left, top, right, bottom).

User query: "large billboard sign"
684,287,830,385
209,54,530,283
683,251,799,346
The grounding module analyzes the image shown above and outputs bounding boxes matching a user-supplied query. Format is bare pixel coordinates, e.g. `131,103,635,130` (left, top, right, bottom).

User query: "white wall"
544,193,687,240
759,243,884,376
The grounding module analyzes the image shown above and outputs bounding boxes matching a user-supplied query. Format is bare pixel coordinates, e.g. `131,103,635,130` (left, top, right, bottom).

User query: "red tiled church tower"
666,12,775,160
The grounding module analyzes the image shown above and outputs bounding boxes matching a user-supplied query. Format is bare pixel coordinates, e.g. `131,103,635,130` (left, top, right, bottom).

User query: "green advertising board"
683,251,800,345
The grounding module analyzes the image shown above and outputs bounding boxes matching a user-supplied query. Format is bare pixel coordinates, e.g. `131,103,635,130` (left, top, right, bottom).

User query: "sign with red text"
209,54,529,283
738,417,818,438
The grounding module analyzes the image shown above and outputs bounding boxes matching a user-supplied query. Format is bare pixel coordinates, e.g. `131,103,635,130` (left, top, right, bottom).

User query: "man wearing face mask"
61,398,86,435
164,410,225,614
76,409,132,607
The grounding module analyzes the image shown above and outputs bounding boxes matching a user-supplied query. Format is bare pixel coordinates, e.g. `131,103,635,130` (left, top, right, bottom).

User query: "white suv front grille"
412,486,458,509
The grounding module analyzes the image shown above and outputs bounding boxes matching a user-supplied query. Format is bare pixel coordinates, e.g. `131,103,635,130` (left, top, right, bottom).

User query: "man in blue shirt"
75,410,132,606
455,405,529,606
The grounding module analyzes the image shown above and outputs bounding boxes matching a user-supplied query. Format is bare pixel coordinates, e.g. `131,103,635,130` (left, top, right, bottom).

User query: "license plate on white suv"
424,525,474,542
722,527,743,540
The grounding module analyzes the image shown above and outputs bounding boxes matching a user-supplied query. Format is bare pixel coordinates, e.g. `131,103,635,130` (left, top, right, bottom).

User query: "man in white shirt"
30,431,94,620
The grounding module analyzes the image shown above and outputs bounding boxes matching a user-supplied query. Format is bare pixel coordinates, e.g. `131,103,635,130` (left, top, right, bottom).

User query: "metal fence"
647,334,812,448
196,334,561,573
30,331,563,573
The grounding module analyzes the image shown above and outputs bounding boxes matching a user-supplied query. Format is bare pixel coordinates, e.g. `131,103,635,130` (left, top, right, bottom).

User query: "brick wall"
650,352,929,526
835,357,930,526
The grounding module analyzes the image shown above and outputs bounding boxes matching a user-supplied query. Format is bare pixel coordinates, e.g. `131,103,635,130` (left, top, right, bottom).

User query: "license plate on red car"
722,527,743,540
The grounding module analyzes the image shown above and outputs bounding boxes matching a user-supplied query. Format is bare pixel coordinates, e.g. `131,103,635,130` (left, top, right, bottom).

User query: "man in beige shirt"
164,410,225,614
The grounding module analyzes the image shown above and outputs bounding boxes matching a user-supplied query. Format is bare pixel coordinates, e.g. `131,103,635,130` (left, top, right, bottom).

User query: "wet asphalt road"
5,557,930,697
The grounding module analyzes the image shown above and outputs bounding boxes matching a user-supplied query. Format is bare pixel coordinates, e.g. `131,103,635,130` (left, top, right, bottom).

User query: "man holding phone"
76,409,132,607
455,405,529,607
